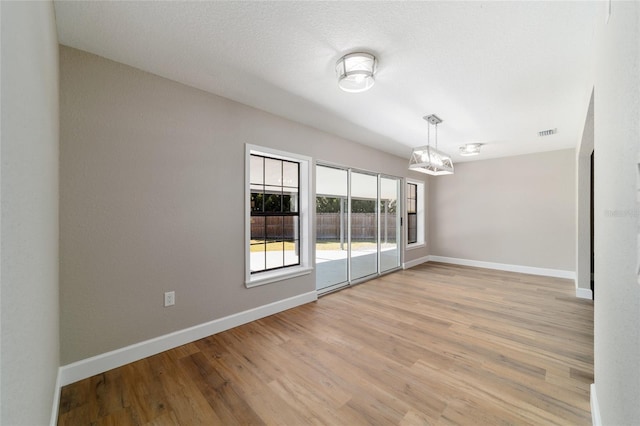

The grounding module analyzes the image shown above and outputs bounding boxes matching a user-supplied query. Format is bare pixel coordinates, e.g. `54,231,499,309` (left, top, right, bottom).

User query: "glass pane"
284,240,299,267
264,158,282,186
351,172,377,199
408,214,418,244
264,186,282,212
408,198,416,213
250,186,264,213
250,155,264,185
380,177,397,201
351,171,378,281
283,215,298,240
266,216,283,239
350,199,376,236
266,241,284,269
317,166,348,198
408,183,416,199
282,161,299,188
283,189,298,213
316,165,348,291
250,240,266,273
380,177,401,272
251,216,265,240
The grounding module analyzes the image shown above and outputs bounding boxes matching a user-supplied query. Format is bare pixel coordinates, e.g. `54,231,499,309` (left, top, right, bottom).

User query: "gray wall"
593,2,640,424
1,1,60,425
428,149,576,271
59,46,428,364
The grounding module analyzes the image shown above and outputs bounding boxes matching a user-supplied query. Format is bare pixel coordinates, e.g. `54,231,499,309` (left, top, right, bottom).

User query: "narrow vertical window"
250,154,300,273
407,183,418,244
406,179,425,248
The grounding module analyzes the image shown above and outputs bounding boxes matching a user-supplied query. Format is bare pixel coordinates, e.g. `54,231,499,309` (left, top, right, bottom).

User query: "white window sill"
245,266,313,288
406,242,426,251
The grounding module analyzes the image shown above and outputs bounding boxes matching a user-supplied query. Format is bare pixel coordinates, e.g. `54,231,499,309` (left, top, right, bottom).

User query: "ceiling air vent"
538,128,557,137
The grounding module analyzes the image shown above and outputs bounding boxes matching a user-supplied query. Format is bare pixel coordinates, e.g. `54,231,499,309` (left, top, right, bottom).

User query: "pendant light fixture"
409,115,454,175
335,52,377,93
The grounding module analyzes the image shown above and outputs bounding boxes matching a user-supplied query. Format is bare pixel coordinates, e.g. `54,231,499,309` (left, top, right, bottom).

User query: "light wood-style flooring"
58,262,594,425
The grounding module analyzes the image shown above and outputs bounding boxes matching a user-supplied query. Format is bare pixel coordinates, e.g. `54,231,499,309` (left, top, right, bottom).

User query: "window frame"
407,182,418,245
405,178,426,249
245,144,312,287
249,154,301,273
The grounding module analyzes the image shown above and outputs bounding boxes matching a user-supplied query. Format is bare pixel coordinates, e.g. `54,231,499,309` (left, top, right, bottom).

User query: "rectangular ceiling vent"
538,128,557,137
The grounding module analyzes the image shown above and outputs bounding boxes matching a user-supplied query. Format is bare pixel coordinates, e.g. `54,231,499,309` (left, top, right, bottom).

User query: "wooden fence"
250,216,297,240
251,213,398,241
316,213,398,242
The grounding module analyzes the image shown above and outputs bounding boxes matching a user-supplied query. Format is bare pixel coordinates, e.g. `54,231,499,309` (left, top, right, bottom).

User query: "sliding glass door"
315,165,402,292
316,165,348,291
350,171,379,281
380,176,401,272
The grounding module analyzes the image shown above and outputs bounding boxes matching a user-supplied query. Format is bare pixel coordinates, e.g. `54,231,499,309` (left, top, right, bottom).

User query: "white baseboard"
576,287,593,299
58,291,317,387
49,367,62,426
591,383,602,426
403,255,430,270
427,256,576,280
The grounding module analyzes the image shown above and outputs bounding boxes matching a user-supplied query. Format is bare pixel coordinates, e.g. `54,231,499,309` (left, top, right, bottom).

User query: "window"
407,183,418,244
246,145,311,287
406,179,425,248
250,154,300,272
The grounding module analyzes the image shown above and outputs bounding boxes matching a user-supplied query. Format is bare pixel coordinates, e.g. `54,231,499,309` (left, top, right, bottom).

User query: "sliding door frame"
379,173,402,275
315,161,404,294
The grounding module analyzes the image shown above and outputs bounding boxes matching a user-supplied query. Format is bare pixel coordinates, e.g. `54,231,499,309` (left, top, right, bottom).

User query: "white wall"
592,2,640,424
576,91,594,296
0,1,60,425
59,46,428,365
428,149,576,272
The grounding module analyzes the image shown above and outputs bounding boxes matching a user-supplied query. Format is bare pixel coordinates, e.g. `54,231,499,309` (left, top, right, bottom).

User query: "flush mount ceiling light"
335,52,376,93
409,114,454,176
459,143,482,156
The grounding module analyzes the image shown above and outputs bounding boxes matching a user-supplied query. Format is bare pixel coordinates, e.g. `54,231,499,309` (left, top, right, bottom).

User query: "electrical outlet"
164,291,175,307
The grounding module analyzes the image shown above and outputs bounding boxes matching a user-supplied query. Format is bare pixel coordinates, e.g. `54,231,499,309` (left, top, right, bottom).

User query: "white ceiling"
53,1,602,162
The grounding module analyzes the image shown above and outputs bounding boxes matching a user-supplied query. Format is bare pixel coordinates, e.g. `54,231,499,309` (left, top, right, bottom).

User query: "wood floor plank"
147,352,224,425
58,263,593,425
118,360,167,424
